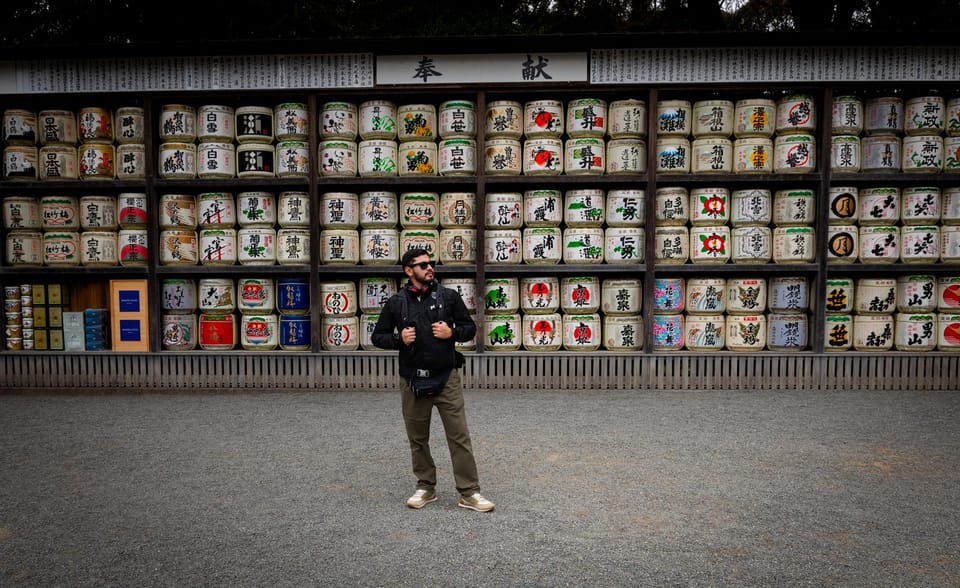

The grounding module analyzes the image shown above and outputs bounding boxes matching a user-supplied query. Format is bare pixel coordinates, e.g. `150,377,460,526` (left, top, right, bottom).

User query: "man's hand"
431,321,452,340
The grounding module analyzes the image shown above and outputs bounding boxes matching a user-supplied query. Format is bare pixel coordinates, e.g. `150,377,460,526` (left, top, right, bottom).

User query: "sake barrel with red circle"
938,277,960,313
199,313,237,350
689,187,729,225
522,313,561,352
561,276,600,314
524,100,564,138
237,278,275,314
520,276,560,314
937,314,960,350
690,225,730,264
562,313,601,351
320,281,358,317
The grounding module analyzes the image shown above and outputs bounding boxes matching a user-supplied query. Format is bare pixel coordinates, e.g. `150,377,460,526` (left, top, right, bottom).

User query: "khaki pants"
401,369,480,497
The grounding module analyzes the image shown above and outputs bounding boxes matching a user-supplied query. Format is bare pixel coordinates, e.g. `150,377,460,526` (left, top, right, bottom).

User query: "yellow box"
109,280,149,352
49,329,64,350
47,284,63,305
33,307,47,328
33,328,48,350
47,306,63,328
32,284,46,305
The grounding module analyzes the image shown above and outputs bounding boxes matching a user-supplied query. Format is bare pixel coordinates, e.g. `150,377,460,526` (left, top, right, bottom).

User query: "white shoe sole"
406,495,438,509
458,501,494,512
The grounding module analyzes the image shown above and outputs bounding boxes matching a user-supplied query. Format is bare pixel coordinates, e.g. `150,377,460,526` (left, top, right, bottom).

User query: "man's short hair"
401,248,430,267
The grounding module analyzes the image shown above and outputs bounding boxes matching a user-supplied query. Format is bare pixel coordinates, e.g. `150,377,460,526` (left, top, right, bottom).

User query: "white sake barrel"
601,278,643,315
159,230,198,265
651,314,684,351
725,314,766,351
685,314,726,351
236,143,275,178
566,98,607,138
236,191,276,228
2,196,40,230
274,102,308,141
162,313,197,351
726,278,766,315
824,314,852,351
359,228,399,265
604,227,644,264
830,135,860,173
825,277,855,314
158,142,196,179
693,99,734,138
161,279,197,313
563,227,604,264
317,102,357,141
42,232,80,266
858,187,899,225
686,278,726,314
278,192,310,228
520,276,560,314
900,226,939,263
319,229,360,265
440,192,476,228
522,313,562,352
689,187,729,225
897,275,936,313
732,137,773,174
117,193,148,228
902,135,943,172
603,314,643,351
901,187,940,225
858,225,899,263
775,94,816,134
240,314,278,350
772,226,816,263
561,276,600,314
5,231,43,266
773,134,816,173
78,106,112,144
198,278,236,312
358,191,397,228
79,231,118,266
77,143,115,179
937,277,960,313
606,139,646,174
773,189,815,226
605,189,644,227
767,313,809,351
524,99,564,138
237,278,275,314
855,278,897,315
359,278,397,314
654,226,690,264
894,313,937,351
444,278,477,313
828,186,858,224
358,139,398,177
768,276,808,312
945,136,960,172
439,100,476,139
320,281,358,317
199,228,237,266
78,195,117,230
40,195,79,230
943,187,960,224
656,100,691,137
37,109,76,145
318,140,357,177
564,189,604,228
159,104,196,142
948,98,960,136
439,228,476,264
861,135,901,172
609,99,647,138
937,315,960,350
198,313,237,351
734,98,776,138
522,227,562,264
237,227,276,265
690,225,730,264
523,189,563,227
3,145,38,181
320,192,359,229
118,229,149,267
942,226,960,262
691,137,732,173
485,192,523,229
276,228,310,265
655,186,689,226
655,138,690,174
197,192,236,228
564,137,605,175
115,106,144,144
904,95,945,135
276,140,310,178
484,229,522,264
399,229,439,260
359,100,397,140
438,138,476,176
39,145,78,180
653,277,685,314
562,313,601,351
484,313,521,351
832,95,864,135
322,316,359,351
484,138,522,175
826,225,858,263
3,109,37,145
397,141,437,177
159,194,197,228
397,103,436,142
400,192,439,228
853,315,894,351
455,332,477,353
522,137,563,175
197,104,235,142
731,226,772,264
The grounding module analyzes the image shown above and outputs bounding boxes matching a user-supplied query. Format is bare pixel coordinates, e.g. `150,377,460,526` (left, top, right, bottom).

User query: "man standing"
372,248,495,512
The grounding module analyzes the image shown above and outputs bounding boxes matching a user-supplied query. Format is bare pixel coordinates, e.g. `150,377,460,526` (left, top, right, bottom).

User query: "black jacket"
371,280,476,379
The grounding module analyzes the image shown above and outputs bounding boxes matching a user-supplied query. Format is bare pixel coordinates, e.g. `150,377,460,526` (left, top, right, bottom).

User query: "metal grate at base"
1,352,958,393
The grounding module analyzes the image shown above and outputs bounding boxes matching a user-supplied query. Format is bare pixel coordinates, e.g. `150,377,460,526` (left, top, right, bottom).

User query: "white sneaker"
458,492,495,512
406,488,438,509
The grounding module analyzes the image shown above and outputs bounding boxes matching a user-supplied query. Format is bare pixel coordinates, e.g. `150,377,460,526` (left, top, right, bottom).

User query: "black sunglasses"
407,260,436,270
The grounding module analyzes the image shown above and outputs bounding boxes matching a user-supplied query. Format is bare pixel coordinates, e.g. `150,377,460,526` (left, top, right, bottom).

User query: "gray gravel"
1,388,959,587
